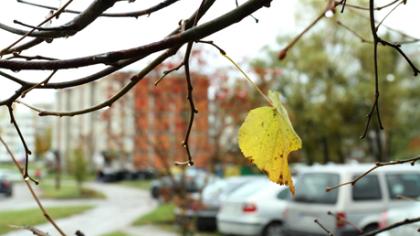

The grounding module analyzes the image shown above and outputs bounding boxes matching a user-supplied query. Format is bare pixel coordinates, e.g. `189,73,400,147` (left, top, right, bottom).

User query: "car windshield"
386,172,420,200
228,179,268,199
294,173,340,204
224,178,260,195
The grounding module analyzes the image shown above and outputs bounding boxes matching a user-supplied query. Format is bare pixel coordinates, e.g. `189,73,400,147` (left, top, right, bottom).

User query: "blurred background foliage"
250,2,420,164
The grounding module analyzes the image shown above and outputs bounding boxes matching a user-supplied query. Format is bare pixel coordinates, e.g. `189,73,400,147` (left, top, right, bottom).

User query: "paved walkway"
4,182,158,236
0,183,103,211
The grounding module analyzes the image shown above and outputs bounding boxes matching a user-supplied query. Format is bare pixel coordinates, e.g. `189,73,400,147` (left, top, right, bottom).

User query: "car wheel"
263,222,284,236
363,224,379,235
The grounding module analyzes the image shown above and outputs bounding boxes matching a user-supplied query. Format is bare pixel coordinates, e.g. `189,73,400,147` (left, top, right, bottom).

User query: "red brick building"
133,72,210,171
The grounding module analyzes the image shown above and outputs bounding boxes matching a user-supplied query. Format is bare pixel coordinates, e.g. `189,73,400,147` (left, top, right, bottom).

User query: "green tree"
252,6,416,164
34,127,52,159
70,148,88,194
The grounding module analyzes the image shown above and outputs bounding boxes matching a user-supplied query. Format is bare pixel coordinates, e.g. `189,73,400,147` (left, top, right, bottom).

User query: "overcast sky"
0,0,419,105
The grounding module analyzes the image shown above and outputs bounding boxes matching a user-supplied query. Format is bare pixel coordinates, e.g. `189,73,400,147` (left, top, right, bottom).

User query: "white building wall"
52,73,135,169
0,106,35,162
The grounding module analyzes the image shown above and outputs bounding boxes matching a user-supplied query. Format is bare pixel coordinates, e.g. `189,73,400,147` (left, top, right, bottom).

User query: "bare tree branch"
0,0,75,55
326,156,420,191
0,136,66,236
17,0,181,18
360,217,420,236
314,219,334,236
9,225,49,236
0,0,118,39
277,0,338,60
175,0,207,167
0,0,272,70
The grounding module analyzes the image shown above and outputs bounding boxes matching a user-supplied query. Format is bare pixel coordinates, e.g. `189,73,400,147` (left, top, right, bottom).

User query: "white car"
283,163,420,236
217,178,291,236
377,203,420,236
174,176,263,231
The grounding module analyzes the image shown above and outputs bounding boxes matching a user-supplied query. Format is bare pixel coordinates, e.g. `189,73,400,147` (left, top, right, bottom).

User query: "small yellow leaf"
238,90,301,194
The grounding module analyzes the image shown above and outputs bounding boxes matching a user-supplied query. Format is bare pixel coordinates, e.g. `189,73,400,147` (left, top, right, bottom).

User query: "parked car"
150,168,218,201
174,175,264,231
283,163,420,236
217,177,292,236
0,173,13,197
377,203,420,236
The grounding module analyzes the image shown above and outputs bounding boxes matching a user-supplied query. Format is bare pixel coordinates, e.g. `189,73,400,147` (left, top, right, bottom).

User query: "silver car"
283,163,420,236
217,178,291,236
377,203,420,236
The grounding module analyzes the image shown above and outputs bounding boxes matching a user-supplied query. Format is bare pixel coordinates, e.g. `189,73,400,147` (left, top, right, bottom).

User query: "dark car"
0,175,12,197
150,168,218,201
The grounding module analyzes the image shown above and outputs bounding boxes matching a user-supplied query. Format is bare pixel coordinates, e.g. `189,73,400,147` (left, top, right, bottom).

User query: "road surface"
3,182,157,236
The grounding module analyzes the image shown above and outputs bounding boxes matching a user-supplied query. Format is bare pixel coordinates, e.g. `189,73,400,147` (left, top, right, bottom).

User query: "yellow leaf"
238,91,301,194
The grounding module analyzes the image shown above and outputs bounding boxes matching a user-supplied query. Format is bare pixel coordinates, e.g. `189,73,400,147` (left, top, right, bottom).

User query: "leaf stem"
197,40,272,106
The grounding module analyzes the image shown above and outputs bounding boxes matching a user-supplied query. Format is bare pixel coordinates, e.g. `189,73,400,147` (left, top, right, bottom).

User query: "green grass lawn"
0,205,93,234
0,162,17,170
43,173,97,182
39,181,106,199
133,203,175,225
119,180,151,190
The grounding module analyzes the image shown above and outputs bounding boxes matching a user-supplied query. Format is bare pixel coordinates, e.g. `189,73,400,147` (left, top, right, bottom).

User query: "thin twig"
0,0,272,70
0,0,74,55
175,0,207,167
0,38,44,56
17,0,181,18
360,216,420,236
16,0,220,117
155,62,184,86
314,219,334,236
346,7,420,43
0,70,27,85
375,0,404,31
360,0,384,139
378,39,420,76
13,20,54,31
361,0,420,138
30,47,181,117
6,105,38,184
345,0,400,11
0,136,66,236
340,0,347,13
197,40,272,106
326,156,420,192
178,41,198,166
335,20,373,43
277,0,338,60
9,225,49,236
234,0,259,22
21,70,57,98
15,100,43,112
